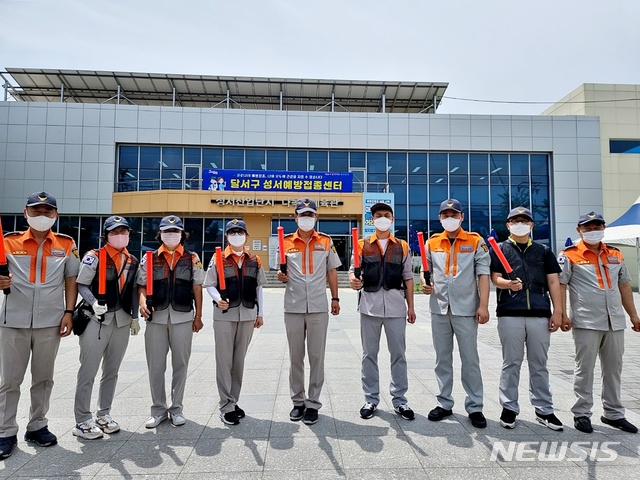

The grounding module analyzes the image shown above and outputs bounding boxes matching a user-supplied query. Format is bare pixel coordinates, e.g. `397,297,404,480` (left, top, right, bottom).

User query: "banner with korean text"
203,169,353,193
363,192,395,237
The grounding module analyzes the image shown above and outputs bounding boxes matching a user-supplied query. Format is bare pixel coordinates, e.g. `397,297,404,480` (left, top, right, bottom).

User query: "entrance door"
332,236,348,271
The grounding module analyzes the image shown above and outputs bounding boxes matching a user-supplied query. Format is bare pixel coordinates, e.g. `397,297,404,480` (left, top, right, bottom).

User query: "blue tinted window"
329,151,348,172
140,146,161,169
288,150,307,171
203,148,222,168
246,149,265,170
309,151,328,172
162,147,182,169
610,139,640,154
267,150,286,170
184,147,201,165
350,152,365,168
388,152,406,175
530,154,548,176
429,153,448,175
367,152,386,173
119,146,138,169
510,154,529,175
224,149,244,169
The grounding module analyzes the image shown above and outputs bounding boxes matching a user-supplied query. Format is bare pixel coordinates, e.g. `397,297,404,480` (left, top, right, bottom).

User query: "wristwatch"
331,297,340,302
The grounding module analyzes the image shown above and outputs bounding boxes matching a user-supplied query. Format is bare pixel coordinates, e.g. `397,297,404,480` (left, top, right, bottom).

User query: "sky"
1,0,639,115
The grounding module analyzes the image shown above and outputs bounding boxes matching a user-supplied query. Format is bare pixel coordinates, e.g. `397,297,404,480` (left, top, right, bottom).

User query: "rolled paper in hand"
277,226,287,275
352,227,361,279
417,232,430,285
487,236,517,281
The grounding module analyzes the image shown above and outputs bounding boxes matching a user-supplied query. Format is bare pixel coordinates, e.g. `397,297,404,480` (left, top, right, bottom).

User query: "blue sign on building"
203,169,353,193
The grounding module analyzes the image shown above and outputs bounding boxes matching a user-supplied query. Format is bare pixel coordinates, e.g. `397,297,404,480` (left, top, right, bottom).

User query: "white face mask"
373,217,392,232
107,233,130,250
581,230,605,245
228,233,246,248
26,214,56,232
161,232,182,248
441,217,461,233
509,223,531,237
297,216,316,232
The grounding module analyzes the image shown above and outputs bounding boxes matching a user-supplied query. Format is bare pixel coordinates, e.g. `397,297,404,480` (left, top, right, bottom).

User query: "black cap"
439,199,462,214
578,212,605,226
507,206,533,222
295,197,317,214
370,202,393,215
26,191,57,209
103,216,130,232
225,219,248,234
159,215,184,231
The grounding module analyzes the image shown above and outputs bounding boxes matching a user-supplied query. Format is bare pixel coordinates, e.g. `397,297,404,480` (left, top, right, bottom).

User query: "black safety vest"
151,250,194,313
495,240,552,317
90,251,139,315
223,253,259,309
361,238,406,292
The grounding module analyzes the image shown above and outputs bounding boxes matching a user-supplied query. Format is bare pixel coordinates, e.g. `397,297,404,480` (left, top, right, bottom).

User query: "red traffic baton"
0,222,10,295
97,248,107,321
145,251,154,321
487,236,518,281
277,226,287,275
417,232,431,285
351,227,361,279
215,247,229,313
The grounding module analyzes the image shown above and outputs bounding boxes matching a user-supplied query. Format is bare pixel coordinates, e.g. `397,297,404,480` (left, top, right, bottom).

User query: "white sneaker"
145,413,168,429
170,413,186,427
72,420,104,440
96,414,120,434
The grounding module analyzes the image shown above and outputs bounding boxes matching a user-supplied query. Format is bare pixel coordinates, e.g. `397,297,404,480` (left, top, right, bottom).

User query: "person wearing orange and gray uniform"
137,215,205,429
277,198,341,425
0,192,79,460
204,219,267,426
558,212,640,434
421,199,490,429
349,202,416,421
72,216,140,440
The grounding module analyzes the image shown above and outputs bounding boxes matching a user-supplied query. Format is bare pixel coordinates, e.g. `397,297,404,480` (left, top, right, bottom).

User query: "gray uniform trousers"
431,313,483,413
497,316,553,415
74,318,130,423
284,312,329,410
0,326,60,437
360,313,408,407
572,327,625,420
214,320,255,414
145,318,193,416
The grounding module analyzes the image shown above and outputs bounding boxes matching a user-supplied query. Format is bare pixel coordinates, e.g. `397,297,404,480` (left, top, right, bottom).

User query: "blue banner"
363,193,395,238
203,169,353,192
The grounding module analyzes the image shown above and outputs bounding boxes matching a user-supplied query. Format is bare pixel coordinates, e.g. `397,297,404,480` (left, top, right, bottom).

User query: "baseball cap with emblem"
26,191,57,209
225,219,248,234
370,202,394,215
578,212,605,226
103,216,130,232
507,206,533,222
439,199,462,214
295,197,317,214
159,215,184,231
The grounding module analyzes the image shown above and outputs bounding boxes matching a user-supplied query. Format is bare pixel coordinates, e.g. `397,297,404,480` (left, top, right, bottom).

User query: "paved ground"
1,288,640,479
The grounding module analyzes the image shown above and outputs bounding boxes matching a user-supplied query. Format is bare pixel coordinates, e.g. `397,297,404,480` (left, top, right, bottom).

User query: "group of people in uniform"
0,192,639,461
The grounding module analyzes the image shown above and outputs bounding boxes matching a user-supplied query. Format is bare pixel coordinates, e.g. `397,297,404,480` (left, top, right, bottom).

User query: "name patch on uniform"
12,250,28,255
577,261,591,265
82,255,97,265
51,248,66,257
607,256,620,264
459,245,474,252
433,248,445,253
288,249,300,253
314,244,326,251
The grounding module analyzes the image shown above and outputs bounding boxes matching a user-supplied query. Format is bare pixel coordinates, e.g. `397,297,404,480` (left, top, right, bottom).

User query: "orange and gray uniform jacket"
558,242,631,331
1,230,80,328
425,229,490,316
282,230,342,314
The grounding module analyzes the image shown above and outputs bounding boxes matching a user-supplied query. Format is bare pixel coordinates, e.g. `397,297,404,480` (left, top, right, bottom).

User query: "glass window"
119,145,138,190
429,153,448,175
1,216,15,234
329,151,348,172
161,169,183,190
409,153,427,174
203,148,222,169
388,152,406,175
162,147,182,170
140,146,161,170
352,169,365,193
389,183,407,203
185,166,200,190
610,139,640,154
367,152,386,173
246,149,265,170
124,217,142,260
267,150,286,170
350,152,365,168
316,220,350,235
183,218,203,259
288,150,307,171
78,216,101,255
184,147,201,165
530,154,549,176
510,176,530,208
510,154,529,176
57,216,79,245
142,217,162,252
271,219,297,235
224,148,244,169
203,218,224,262
309,151,328,172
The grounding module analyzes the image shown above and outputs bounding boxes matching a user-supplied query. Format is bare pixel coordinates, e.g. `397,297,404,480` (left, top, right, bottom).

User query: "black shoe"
290,405,305,422
574,416,593,433
535,411,563,431
303,408,319,425
24,426,57,447
428,406,453,421
469,412,487,428
499,408,517,429
394,404,415,420
601,416,638,433
235,405,246,419
220,411,240,425
360,402,377,419
0,436,17,460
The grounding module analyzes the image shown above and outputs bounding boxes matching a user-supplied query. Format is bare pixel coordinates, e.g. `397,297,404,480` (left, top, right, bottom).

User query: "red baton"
0,222,10,295
277,226,287,275
215,247,228,313
487,236,517,281
352,227,361,279
145,250,154,321
97,248,107,321
417,232,431,285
